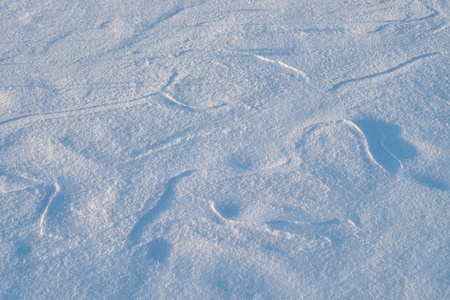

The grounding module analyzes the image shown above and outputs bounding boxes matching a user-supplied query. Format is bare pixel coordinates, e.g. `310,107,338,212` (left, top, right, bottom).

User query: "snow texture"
0,0,449,299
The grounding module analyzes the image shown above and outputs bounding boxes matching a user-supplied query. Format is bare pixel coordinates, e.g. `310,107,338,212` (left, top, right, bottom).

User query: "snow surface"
0,0,449,298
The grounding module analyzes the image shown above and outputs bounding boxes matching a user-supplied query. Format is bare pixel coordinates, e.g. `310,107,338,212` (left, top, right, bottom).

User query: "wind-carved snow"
127,170,195,245
221,49,310,82
159,92,196,111
38,182,61,237
351,118,418,173
129,129,196,162
0,176,30,194
247,53,310,82
0,93,158,128
343,120,386,170
199,120,387,240
329,52,440,91
0,0,448,298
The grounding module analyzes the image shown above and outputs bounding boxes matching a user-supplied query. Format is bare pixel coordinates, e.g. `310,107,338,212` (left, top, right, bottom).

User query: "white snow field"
0,0,449,298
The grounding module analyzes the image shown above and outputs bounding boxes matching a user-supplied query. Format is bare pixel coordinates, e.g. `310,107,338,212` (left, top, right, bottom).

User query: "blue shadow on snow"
352,118,418,172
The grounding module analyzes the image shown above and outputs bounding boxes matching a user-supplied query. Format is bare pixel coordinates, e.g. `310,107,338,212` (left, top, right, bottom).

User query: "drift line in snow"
127,170,195,245
0,93,158,128
39,182,61,237
251,53,310,81
220,49,310,82
159,92,196,111
330,52,439,91
343,120,387,171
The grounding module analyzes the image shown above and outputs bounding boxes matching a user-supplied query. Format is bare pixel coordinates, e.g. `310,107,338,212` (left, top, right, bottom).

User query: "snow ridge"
330,52,439,91
38,182,61,237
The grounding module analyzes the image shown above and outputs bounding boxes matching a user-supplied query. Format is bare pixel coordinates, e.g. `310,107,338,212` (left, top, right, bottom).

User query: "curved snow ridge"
38,182,61,237
380,135,403,170
294,119,392,172
368,5,440,32
0,93,159,128
128,130,197,163
159,92,196,111
209,202,358,244
264,218,359,244
219,49,310,82
127,170,195,245
349,118,418,172
329,52,440,91
343,120,387,171
159,92,228,111
0,175,31,194
251,53,310,82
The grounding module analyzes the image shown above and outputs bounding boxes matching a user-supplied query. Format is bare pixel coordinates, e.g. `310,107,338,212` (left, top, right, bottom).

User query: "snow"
1,0,449,298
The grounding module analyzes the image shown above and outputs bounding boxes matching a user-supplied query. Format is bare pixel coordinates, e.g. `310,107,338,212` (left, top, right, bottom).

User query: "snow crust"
0,0,448,298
